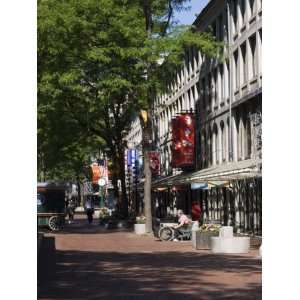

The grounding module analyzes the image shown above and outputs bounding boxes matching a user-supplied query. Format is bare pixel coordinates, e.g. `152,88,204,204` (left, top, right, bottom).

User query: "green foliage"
37,0,222,183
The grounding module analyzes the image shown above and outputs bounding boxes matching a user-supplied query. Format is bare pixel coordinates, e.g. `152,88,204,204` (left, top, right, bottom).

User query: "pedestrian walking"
85,197,94,224
67,199,75,223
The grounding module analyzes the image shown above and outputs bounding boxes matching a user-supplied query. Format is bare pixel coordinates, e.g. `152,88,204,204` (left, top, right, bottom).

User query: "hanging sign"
127,149,137,168
148,151,160,175
191,182,208,190
171,114,195,168
91,163,101,184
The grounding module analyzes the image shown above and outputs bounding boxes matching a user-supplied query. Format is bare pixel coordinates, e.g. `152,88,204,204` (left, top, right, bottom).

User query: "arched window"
202,129,207,168
227,118,230,162
220,121,226,163
245,115,252,159
238,116,245,160
208,127,212,166
212,124,218,165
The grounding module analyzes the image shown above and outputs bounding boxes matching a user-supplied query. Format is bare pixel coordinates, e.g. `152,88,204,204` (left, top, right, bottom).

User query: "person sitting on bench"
172,209,191,242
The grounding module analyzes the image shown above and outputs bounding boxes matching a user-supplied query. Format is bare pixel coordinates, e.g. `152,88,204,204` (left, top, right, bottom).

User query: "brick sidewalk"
38,214,261,300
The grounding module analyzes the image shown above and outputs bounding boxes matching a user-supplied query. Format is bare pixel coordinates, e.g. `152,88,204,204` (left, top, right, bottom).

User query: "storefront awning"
152,158,261,189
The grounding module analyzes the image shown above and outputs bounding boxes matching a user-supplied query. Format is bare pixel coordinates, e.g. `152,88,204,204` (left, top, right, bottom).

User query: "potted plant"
98,207,110,226
192,223,221,250
134,215,146,234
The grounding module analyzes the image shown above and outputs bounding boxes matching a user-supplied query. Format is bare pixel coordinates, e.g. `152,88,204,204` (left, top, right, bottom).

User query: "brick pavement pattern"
38,214,261,300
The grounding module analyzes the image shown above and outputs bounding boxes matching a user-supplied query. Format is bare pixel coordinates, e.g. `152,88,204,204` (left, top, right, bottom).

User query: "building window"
233,50,239,91
249,34,257,79
225,61,229,100
202,130,207,168
245,117,252,159
221,122,226,162
240,43,247,85
227,118,230,161
232,0,238,33
213,68,218,107
209,128,213,166
212,124,218,165
258,29,262,75
208,74,212,110
220,64,224,102
212,21,217,39
218,14,224,41
240,0,246,24
249,0,255,16
238,117,245,160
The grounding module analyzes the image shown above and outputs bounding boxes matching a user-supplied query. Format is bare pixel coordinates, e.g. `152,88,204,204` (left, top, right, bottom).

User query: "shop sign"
127,149,137,168
148,151,160,175
91,164,101,184
191,182,208,190
171,114,195,168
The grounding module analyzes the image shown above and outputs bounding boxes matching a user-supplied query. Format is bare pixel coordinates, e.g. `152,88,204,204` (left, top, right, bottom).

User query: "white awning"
152,159,261,188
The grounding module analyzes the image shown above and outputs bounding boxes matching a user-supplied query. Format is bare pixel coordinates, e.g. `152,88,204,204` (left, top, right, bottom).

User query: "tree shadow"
38,242,261,300
39,219,134,235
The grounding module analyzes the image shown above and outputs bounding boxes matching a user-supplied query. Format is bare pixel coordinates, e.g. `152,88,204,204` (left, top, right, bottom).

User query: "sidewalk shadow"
38,249,261,300
38,236,56,285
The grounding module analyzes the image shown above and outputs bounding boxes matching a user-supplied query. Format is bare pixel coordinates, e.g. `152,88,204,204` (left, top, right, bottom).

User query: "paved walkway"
38,214,261,300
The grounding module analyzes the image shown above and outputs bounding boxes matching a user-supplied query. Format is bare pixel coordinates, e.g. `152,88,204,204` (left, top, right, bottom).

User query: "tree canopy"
38,0,221,216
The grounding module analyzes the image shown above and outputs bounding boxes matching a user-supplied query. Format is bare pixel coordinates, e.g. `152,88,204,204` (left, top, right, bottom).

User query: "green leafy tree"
38,0,221,221
38,0,147,215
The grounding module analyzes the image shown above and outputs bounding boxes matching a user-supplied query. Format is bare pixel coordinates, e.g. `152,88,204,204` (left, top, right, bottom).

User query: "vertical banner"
148,151,160,175
171,114,195,168
91,163,101,184
127,149,137,168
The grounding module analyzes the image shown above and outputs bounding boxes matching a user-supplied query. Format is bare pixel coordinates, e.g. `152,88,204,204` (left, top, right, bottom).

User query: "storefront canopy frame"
152,158,261,188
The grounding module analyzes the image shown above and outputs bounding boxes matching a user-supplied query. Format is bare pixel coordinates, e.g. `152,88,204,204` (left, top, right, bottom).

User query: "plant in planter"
98,207,110,226
134,215,146,234
192,223,222,250
135,215,146,224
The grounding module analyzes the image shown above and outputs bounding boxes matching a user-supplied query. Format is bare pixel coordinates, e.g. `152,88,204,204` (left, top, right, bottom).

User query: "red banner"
91,164,101,184
171,114,195,168
148,151,160,175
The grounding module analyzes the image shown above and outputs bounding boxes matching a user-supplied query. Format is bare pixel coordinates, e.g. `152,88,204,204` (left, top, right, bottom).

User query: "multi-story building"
151,0,262,235
125,0,262,235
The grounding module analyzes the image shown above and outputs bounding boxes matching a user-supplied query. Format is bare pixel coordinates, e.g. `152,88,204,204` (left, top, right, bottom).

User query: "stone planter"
134,223,146,235
192,231,219,250
211,236,250,254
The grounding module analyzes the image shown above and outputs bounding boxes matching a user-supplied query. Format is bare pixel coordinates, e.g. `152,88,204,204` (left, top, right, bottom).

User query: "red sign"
171,114,195,168
91,164,101,184
148,151,160,175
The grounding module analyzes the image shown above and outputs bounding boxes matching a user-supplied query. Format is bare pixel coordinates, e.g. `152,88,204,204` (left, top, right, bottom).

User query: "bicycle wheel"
158,227,174,241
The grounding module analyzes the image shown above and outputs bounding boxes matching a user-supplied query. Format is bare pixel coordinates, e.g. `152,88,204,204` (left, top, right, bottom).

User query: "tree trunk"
141,0,154,233
143,149,152,233
76,175,82,206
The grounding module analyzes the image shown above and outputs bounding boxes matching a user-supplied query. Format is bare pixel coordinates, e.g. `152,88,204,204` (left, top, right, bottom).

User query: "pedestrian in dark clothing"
67,199,75,223
85,198,94,224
